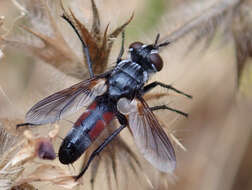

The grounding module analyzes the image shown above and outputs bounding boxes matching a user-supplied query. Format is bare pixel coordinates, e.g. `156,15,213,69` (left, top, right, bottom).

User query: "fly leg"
16,123,37,128
143,81,192,99
61,14,94,78
74,124,126,180
116,31,125,64
150,105,188,117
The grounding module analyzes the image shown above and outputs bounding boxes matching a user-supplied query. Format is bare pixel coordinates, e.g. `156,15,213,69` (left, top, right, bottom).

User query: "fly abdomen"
58,101,114,165
58,126,92,164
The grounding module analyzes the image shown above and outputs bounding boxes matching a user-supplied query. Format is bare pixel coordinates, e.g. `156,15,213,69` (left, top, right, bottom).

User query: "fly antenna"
154,33,171,48
154,33,160,48
157,41,170,48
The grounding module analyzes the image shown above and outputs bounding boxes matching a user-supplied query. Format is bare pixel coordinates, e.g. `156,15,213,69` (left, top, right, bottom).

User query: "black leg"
143,81,192,99
16,123,36,128
62,14,94,78
150,105,188,117
74,124,126,180
116,31,125,64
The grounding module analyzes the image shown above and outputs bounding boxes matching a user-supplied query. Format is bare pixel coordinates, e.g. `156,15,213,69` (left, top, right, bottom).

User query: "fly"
17,13,192,180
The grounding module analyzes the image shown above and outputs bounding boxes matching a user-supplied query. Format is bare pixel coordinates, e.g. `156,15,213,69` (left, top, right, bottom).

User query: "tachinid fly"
17,13,192,180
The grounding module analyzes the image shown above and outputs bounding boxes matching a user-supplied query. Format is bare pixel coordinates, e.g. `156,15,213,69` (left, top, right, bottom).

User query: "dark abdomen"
58,101,114,164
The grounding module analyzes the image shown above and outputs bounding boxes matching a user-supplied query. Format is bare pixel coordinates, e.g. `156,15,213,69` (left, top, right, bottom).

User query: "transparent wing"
26,77,107,125
118,97,176,173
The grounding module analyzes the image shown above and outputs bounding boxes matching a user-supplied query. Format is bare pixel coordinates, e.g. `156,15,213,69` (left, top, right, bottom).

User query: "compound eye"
129,42,143,50
149,53,163,71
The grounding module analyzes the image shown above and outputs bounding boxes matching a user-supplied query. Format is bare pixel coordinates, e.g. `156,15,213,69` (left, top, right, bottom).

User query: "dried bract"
11,182,36,190
9,125,58,167
15,164,79,189
0,125,21,190
3,0,133,79
0,16,6,59
4,0,84,79
160,0,252,85
61,0,133,74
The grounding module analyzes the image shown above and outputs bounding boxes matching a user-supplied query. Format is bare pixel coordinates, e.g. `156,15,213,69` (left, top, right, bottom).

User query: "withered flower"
10,125,58,166
0,123,64,189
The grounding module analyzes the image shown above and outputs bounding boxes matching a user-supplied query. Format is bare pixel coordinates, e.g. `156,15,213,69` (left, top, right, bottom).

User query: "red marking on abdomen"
88,101,97,110
103,112,114,123
88,112,114,141
74,101,97,127
74,111,90,127
88,120,105,141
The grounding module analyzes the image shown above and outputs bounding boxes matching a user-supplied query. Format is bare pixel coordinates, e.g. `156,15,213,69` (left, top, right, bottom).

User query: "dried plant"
2,0,132,79
0,123,79,189
1,0,147,189
2,0,87,79
0,123,23,190
159,0,252,86
0,16,6,59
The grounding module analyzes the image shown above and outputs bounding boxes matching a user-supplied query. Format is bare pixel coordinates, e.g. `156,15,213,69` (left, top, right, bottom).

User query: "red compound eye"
149,53,163,71
129,42,143,50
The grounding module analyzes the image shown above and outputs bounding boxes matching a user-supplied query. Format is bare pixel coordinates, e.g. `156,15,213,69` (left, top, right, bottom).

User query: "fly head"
128,34,169,73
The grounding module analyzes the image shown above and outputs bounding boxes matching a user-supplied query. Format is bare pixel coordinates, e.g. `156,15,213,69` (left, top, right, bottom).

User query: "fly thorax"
108,61,146,99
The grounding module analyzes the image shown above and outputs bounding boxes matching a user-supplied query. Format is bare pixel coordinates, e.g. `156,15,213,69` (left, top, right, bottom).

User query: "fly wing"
117,97,176,173
26,77,107,125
